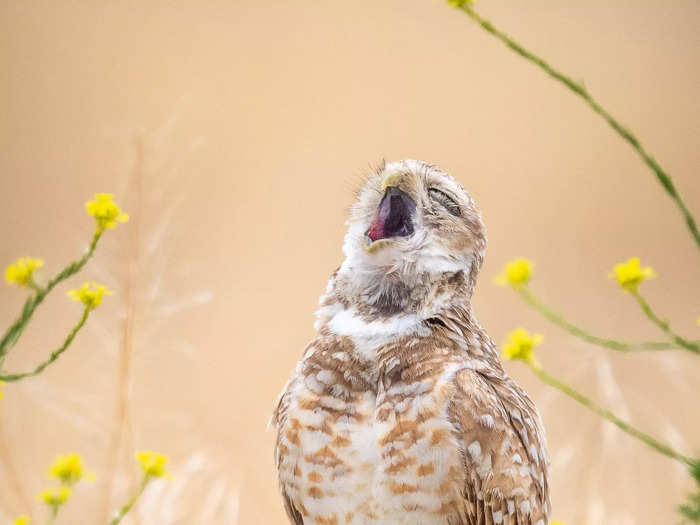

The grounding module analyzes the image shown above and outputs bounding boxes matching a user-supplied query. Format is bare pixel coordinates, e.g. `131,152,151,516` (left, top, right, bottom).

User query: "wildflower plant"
497,253,700,519
0,194,170,524
611,257,655,292
38,486,72,520
444,0,700,519
494,257,532,288
109,451,172,525
49,453,96,486
0,194,126,383
446,1,700,249
11,449,172,525
5,258,44,289
85,193,130,234
136,451,171,479
501,327,542,368
68,282,114,311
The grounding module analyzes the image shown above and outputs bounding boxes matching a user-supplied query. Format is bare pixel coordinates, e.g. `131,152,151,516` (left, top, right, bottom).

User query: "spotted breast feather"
273,326,549,525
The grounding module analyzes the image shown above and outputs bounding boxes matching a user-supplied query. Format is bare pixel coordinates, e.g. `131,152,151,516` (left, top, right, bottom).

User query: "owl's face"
343,160,486,287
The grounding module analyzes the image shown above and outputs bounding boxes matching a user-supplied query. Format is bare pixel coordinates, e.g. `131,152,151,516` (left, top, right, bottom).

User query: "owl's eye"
428,188,461,217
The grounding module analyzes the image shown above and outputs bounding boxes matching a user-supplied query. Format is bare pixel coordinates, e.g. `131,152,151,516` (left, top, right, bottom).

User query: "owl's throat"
365,187,416,244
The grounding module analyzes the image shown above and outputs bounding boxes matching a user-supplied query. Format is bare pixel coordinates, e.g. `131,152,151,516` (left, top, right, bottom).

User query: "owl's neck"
318,263,489,342
334,258,475,314
314,267,501,370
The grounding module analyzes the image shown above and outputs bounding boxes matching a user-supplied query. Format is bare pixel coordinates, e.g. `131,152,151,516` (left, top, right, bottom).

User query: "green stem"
48,504,59,525
631,290,699,353
0,306,90,382
28,279,44,294
109,475,150,525
531,364,696,467
454,3,700,250
517,286,690,352
0,230,102,363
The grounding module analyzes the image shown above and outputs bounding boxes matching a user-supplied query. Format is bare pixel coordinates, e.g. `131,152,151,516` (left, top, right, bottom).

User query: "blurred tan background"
1,1,699,523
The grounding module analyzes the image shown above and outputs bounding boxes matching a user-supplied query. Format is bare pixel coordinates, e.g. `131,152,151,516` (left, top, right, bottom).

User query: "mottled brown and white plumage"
273,160,550,525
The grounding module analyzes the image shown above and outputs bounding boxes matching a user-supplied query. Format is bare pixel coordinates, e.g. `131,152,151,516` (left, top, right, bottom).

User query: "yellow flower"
549,522,565,525
38,486,71,507
4,257,44,287
49,453,95,486
611,257,654,292
13,516,30,525
697,315,700,326
502,327,543,367
495,258,533,288
136,450,171,478
0,380,4,401
85,193,129,233
67,282,113,310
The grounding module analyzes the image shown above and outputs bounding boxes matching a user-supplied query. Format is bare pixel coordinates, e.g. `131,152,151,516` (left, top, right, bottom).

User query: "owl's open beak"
365,186,416,245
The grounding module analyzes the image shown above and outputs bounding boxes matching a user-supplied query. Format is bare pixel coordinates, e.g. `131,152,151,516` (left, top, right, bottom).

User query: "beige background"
1,1,699,523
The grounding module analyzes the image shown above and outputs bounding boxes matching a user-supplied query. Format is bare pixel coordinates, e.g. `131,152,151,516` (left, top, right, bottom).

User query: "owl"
273,160,550,525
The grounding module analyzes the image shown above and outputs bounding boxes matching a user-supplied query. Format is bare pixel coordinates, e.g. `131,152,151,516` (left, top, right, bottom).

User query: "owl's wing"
449,368,550,525
271,378,305,525
280,490,304,525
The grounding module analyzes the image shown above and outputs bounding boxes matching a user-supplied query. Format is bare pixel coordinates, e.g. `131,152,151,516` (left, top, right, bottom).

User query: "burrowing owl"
273,160,550,525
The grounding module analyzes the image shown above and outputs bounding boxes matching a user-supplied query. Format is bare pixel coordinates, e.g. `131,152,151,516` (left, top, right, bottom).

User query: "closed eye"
428,188,461,217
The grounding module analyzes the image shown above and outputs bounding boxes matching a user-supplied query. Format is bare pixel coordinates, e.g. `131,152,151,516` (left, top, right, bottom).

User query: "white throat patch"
327,307,429,361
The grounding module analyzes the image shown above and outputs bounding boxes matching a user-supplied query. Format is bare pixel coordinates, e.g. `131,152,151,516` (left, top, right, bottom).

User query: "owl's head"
337,159,486,315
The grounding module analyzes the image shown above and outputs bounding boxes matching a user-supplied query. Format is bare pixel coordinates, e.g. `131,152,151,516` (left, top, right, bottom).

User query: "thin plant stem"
0,296,37,366
517,286,691,352
0,423,31,514
0,230,103,363
109,475,150,525
531,364,696,467
48,504,60,525
0,306,91,382
631,290,699,353
453,3,700,249
28,279,44,294
101,139,143,523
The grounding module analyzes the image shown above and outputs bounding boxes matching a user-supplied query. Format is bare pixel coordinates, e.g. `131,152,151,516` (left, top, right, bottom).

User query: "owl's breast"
276,359,467,525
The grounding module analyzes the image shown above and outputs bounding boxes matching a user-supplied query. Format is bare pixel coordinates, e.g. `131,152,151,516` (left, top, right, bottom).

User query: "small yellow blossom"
696,315,700,326
67,282,113,310
502,327,543,367
4,257,44,287
13,516,30,525
38,486,71,507
549,521,565,525
611,257,654,292
136,450,171,478
0,380,4,401
85,193,129,233
49,453,95,486
495,258,533,288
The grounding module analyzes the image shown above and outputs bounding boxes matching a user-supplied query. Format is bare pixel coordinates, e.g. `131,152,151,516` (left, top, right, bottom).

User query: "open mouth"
365,187,416,244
